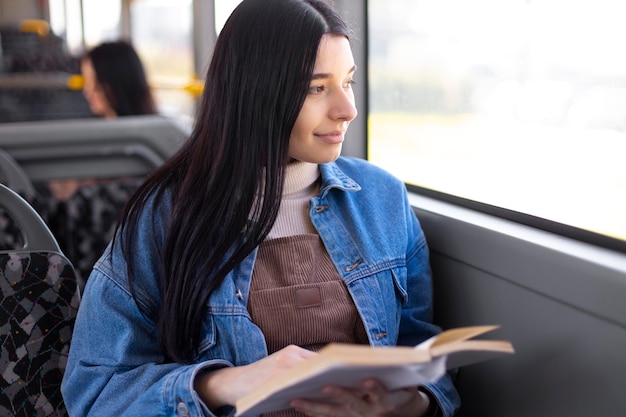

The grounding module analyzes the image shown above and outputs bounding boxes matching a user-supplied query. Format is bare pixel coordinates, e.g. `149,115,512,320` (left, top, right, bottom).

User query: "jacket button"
344,259,362,272
373,332,388,340
176,402,190,416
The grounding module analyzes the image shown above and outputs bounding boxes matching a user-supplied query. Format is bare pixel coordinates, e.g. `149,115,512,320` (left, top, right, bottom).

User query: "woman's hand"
194,344,316,410
290,379,434,417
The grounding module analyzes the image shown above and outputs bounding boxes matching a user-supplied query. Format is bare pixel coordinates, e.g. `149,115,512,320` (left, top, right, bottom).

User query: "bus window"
214,0,244,34
83,0,121,47
130,0,195,118
49,0,122,53
368,0,626,244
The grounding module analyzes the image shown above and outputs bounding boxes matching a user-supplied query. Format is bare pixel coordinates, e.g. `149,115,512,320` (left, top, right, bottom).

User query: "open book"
236,325,514,416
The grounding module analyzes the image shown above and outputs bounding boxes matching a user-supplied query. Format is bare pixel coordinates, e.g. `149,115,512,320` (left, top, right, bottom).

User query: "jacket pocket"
390,266,408,305
194,313,217,360
194,311,268,364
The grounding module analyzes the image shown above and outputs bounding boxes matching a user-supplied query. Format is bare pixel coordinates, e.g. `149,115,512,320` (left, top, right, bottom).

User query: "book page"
417,325,500,351
236,356,447,416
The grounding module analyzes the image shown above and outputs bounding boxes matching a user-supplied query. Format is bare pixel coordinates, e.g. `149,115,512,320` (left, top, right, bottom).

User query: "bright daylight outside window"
214,0,244,33
49,0,122,54
368,0,626,242
130,0,195,119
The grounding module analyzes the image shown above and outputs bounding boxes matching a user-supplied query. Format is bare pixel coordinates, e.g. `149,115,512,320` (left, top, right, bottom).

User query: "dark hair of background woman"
85,40,157,116
115,0,351,363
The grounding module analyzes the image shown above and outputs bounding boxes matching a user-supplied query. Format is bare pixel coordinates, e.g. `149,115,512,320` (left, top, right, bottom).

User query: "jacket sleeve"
61,262,234,417
399,190,461,417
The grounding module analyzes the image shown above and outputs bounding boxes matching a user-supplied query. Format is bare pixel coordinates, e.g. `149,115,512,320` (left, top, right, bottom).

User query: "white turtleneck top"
266,161,321,240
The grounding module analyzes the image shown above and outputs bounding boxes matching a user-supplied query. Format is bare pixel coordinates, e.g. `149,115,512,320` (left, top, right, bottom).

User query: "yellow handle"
66,74,85,90
65,74,205,97
20,19,50,37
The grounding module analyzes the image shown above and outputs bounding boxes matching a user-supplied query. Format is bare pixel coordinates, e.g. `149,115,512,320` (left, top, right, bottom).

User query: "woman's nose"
330,89,358,122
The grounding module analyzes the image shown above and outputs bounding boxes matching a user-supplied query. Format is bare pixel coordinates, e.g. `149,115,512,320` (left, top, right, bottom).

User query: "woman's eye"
308,85,325,94
344,79,356,88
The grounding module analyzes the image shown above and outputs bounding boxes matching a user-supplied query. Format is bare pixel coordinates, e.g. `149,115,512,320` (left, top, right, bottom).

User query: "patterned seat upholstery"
63,176,144,281
0,251,79,417
0,183,80,417
0,194,59,252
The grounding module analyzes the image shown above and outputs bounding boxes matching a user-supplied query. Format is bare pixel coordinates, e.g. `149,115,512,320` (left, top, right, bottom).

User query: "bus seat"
0,148,46,250
0,147,36,196
0,155,59,253
0,183,80,417
63,176,145,281
0,115,187,280
0,21,92,123
0,184,58,253
0,27,42,59
0,73,92,123
0,115,188,183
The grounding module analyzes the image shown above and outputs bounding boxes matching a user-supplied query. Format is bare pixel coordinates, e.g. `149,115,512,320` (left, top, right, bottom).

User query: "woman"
48,40,157,201
61,1,461,416
81,40,156,118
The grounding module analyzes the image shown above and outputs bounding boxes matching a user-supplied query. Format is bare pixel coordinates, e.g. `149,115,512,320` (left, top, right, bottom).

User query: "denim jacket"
61,157,461,417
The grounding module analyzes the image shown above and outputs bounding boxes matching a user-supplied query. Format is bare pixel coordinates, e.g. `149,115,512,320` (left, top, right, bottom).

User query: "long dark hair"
116,0,351,363
85,40,157,116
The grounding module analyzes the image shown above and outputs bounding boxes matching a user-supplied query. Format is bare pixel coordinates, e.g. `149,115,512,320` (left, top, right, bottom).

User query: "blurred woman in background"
48,40,157,201
80,40,156,118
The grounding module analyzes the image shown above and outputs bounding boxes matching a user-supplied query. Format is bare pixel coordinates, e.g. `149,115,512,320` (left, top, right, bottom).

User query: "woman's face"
288,35,358,163
81,58,116,118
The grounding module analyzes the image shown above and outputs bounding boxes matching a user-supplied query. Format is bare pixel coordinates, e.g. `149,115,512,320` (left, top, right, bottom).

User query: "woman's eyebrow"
311,65,357,80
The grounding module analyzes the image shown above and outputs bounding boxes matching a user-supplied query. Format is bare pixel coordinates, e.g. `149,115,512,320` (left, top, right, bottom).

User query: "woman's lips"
315,131,345,144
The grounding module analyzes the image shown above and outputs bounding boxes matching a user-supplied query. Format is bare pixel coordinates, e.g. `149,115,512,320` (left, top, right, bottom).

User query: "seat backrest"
0,156,36,252
0,183,59,252
0,147,36,197
0,115,187,182
0,183,80,417
63,176,144,280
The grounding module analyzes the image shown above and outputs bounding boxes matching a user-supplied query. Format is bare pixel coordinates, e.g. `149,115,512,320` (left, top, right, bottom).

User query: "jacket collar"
318,160,361,198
